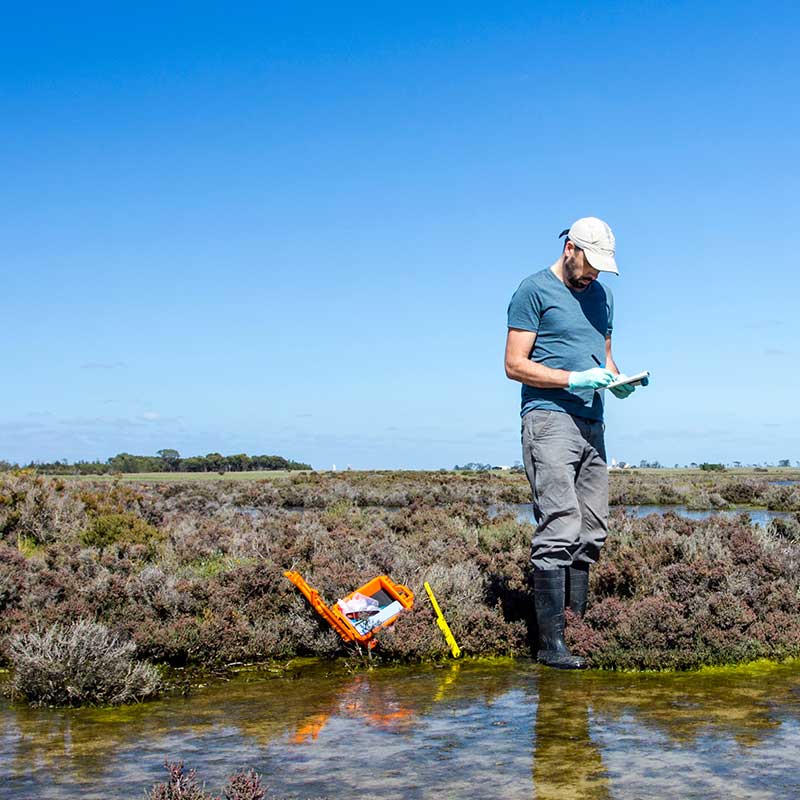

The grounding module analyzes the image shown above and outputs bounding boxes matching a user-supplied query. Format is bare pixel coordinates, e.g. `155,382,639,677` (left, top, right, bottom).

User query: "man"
505,217,646,669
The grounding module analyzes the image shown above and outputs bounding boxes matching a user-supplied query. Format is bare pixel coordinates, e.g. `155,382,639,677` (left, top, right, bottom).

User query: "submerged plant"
223,769,267,800
148,762,215,800
146,762,267,800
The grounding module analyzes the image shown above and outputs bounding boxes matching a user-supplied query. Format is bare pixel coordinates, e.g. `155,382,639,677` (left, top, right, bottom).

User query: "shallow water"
616,505,794,526
503,503,794,528
2,659,800,799
244,503,796,529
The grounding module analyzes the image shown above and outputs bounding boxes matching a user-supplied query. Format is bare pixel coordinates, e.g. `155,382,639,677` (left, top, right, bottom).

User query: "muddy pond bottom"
3,659,800,799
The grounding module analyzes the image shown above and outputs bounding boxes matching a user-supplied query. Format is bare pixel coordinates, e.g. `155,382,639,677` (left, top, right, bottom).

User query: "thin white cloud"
0,413,188,463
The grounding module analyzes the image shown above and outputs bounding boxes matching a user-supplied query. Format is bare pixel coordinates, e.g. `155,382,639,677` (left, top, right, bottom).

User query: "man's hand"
568,368,615,391
609,374,650,398
609,379,635,399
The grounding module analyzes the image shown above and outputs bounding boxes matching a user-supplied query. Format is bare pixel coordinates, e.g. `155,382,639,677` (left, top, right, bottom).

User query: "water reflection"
2,660,800,798
532,663,800,799
533,669,610,800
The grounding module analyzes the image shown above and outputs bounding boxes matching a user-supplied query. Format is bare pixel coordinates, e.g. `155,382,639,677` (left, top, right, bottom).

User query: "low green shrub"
80,512,163,552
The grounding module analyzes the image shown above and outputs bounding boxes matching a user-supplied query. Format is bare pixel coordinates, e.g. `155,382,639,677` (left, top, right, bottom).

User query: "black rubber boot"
568,562,590,618
533,568,587,669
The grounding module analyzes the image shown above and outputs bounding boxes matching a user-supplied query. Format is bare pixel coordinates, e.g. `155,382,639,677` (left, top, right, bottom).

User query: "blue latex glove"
609,374,650,399
568,367,616,391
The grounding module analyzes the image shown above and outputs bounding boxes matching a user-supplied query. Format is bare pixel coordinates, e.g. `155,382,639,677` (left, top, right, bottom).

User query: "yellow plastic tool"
424,581,461,658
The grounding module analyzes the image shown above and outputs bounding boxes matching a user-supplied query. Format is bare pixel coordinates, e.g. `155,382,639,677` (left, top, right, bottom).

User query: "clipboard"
604,371,650,390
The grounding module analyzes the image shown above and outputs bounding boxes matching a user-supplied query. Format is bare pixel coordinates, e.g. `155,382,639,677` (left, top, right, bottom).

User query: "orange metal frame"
284,570,414,649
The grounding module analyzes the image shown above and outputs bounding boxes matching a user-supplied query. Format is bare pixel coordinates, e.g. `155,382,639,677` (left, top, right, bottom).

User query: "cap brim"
584,249,619,275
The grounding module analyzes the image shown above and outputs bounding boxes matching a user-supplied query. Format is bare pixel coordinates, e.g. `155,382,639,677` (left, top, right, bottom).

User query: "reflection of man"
533,668,610,799
505,217,645,669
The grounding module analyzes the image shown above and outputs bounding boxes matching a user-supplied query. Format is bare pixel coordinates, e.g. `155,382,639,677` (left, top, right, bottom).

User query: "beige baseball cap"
559,217,618,275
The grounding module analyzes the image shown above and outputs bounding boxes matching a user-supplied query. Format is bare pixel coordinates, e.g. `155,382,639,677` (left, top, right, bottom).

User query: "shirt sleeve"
605,286,614,336
507,278,541,332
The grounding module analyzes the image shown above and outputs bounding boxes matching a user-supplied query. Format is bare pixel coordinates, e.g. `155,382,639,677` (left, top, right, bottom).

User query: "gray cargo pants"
521,409,608,569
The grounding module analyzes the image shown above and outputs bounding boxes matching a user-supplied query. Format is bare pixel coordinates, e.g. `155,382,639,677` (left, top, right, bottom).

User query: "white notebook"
604,371,650,390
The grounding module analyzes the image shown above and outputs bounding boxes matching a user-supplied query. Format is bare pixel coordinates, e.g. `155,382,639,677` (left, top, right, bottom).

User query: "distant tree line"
2,450,311,475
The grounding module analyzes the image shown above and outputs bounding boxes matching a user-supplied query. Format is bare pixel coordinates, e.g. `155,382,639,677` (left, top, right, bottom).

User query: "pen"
591,353,615,391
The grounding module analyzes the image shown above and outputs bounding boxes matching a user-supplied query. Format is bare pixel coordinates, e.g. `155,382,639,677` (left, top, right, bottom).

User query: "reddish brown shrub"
2,473,799,673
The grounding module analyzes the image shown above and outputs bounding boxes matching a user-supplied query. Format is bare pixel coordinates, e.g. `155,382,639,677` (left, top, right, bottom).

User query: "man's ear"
563,239,575,256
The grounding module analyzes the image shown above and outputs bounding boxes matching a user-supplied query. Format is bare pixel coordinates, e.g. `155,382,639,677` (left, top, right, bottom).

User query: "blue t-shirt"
507,267,614,421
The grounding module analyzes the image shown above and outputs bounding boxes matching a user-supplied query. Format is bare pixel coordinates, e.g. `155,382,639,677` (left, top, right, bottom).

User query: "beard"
563,255,593,291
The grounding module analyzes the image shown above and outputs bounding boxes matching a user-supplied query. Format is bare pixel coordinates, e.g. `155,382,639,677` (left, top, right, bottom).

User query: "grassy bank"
61,470,300,482
1,470,800,690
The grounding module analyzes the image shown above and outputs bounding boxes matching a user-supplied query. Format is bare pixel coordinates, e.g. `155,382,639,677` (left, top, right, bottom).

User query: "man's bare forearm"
604,336,621,376
505,358,571,389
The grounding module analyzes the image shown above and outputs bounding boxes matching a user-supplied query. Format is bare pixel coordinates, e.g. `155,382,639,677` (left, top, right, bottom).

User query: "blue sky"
3,1,799,469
